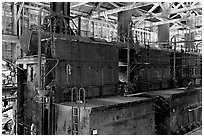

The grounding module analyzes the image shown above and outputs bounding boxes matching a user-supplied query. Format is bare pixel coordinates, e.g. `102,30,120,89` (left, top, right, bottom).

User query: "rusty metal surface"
53,38,118,102
146,88,202,135
88,97,155,135
55,96,155,135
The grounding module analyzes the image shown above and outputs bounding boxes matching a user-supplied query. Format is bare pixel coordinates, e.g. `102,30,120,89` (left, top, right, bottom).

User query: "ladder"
71,87,85,135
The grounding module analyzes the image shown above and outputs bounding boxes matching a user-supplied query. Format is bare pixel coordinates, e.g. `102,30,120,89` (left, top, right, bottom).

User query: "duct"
117,10,133,42
158,24,170,48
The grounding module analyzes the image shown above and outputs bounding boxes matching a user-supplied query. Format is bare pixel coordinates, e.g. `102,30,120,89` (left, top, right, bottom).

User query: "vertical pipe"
66,2,70,30
18,14,21,37
41,97,44,134
17,64,24,134
38,8,42,93
15,110,17,134
22,6,24,31
127,25,130,89
48,95,53,135
100,23,103,38
3,3,6,33
12,3,17,35
173,37,176,80
78,17,81,36
28,9,31,30
38,8,43,135
92,22,94,37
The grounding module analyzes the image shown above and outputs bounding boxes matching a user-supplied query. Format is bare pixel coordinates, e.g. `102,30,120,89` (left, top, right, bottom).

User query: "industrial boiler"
13,7,202,135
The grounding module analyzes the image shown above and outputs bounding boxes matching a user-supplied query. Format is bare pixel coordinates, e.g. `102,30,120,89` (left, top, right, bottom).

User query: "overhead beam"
88,2,102,18
192,2,199,6
159,3,166,11
91,2,153,18
134,3,159,25
134,8,145,16
137,8,165,21
174,3,182,9
133,4,202,23
71,2,89,8
138,15,202,28
148,3,159,12
156,4,202,17
109,2,120,8
70,9,118,21
30,2,49,7
168,3,175,10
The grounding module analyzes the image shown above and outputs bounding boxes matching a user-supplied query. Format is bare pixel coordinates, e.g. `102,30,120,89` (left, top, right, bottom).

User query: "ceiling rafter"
170,13,179,19
137,7,167,22
109,2,120,8
192,10,200,16
159,3,166,11
134,3,160,26
132,3,159,21
148,3,159,12
192,2,199,6
168,3,174,10
30,2,49,7
142,4,201,20
71,2,89,8
138,15,201,28
134,8,145,16
180,2,187,10
174,3,182,9
91,2,154,18
88,2,102,18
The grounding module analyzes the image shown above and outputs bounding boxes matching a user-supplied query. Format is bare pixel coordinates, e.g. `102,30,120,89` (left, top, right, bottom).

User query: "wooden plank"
2,34,19,43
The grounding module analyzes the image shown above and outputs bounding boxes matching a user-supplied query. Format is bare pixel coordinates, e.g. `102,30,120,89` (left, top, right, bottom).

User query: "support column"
17,64,25,135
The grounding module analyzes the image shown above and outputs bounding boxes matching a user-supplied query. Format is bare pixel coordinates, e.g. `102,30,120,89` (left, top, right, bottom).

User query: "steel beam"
91,2,153,18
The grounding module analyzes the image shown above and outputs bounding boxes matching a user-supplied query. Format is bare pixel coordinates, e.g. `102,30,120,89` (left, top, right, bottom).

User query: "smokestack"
50,2,70,16
117,10,133,42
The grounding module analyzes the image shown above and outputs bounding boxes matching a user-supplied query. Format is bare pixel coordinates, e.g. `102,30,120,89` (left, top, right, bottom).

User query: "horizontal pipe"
149,39,202,44
3,97,17,101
